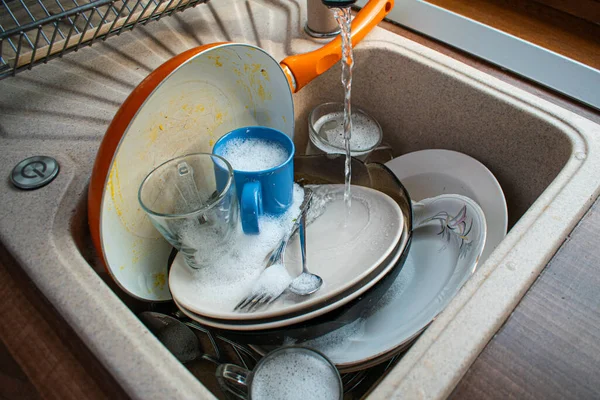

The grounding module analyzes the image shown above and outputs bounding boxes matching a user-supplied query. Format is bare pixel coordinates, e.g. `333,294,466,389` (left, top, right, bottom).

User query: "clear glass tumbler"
138,153,238,269
216,346,343,400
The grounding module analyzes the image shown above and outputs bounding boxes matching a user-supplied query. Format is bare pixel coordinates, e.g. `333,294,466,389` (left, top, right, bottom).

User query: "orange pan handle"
280,0,393,93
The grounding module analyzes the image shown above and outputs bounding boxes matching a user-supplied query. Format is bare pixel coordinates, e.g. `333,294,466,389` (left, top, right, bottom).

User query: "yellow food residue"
260,68,269,81
153,272,166,290
208,55,223,67
107,164,124,217
131,238,144,264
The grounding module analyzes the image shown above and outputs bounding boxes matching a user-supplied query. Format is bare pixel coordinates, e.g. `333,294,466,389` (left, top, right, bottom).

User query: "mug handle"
240,182,263,235
216,364,250,399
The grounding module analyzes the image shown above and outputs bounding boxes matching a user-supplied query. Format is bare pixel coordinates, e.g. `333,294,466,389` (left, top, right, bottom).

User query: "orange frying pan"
88,0,394,301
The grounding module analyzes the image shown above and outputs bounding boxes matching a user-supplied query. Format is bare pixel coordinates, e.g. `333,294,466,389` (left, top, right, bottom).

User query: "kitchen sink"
1,0,600,399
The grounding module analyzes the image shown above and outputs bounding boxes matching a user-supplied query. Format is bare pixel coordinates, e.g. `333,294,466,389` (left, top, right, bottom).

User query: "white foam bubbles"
190,184,304,308
314,111,380,152
251,349,341,400
220,138,289,172
252,263,292,299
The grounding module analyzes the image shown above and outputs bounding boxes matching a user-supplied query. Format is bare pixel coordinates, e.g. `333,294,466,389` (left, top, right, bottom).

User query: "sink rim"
351,35,600,399
47,35,600,399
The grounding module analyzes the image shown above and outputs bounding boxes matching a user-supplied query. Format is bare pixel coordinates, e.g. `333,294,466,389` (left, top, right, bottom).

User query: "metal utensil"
234,188,314,311
139,311,217,364
288,203,323,295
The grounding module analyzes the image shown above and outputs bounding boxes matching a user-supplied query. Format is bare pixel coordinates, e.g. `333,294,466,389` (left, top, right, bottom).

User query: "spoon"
263,187,313,266
138,311,218,364
288,190,323,295
234,188,318,311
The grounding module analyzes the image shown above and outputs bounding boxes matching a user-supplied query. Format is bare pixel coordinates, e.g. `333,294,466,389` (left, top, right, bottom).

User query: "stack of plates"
169,184,412,344
252,150,506,371
253,192,489,371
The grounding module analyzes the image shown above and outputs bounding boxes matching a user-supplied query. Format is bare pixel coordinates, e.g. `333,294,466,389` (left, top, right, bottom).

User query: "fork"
234,188,314,311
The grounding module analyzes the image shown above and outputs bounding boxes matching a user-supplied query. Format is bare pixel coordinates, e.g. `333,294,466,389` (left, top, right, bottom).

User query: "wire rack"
0,0,209,79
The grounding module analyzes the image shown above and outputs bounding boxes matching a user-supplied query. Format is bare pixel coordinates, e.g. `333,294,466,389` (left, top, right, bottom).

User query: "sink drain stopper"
11,156,59,190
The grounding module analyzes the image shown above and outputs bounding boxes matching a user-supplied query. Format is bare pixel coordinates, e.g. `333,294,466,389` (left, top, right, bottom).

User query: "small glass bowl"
307,102,384,159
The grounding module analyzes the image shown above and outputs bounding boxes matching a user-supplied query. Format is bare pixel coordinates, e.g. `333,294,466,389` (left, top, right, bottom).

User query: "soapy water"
302,184,371,251
307,190,369,249
251,350,340,400
219,137,288,172
314,111,380,153
190,184,304,308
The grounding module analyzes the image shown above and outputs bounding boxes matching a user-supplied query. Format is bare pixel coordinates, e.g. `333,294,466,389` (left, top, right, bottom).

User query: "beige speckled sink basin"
1,1,600,399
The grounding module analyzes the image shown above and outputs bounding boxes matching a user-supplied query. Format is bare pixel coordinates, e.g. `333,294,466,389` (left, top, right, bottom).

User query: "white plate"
171,225,407,332
253,194,487,371
385,149,507,263
169,185,404,321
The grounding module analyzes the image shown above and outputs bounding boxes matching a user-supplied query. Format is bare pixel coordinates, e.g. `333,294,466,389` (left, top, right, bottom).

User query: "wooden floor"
0,341,40,400
451,196,600,399
426,0,600,70
0,247,129,400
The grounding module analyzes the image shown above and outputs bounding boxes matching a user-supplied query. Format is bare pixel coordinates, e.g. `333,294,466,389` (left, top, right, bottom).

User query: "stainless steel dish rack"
0,0,209,79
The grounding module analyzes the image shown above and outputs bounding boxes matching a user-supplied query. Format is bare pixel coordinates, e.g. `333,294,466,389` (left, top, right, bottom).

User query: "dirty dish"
169,155,414,342
170,223,407,332
252,193,487,372
169,184,404,322
171,228,407,344
88,0,394,301
385,149,507,263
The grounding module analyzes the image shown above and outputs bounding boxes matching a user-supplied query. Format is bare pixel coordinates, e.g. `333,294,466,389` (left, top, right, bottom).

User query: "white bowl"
385,149,507,263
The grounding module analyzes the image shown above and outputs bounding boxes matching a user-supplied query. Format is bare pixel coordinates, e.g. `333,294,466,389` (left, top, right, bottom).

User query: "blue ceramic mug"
213,126,295,234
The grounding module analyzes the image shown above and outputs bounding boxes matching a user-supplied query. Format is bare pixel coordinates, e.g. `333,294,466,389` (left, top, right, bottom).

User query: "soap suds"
219,137,288,171
189,184,304,308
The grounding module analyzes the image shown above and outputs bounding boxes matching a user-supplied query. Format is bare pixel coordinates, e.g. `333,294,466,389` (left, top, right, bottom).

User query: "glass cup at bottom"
216,346,343,400
138,153,238,269
307,102,393,163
